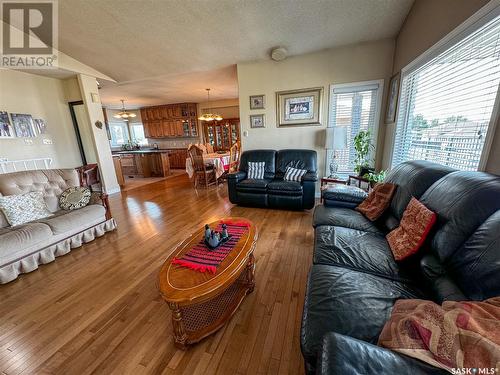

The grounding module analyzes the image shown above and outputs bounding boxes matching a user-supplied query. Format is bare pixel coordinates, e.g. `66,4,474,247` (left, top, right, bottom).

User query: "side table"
320,177,347,203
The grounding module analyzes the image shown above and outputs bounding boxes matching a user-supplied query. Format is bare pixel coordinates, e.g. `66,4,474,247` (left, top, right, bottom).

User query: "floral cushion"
386,197,437,261
0,192,52,226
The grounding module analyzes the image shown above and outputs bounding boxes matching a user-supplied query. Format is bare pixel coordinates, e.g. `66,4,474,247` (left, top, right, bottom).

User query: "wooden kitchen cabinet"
140,103,199,139
167,149,188,169
118,152,171,178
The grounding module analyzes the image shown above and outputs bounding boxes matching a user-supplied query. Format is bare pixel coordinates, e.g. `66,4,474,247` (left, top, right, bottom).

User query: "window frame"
327,79,384,176
389,3,500,171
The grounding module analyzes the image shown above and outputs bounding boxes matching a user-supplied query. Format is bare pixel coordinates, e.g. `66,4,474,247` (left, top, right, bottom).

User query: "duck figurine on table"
204,223,232,250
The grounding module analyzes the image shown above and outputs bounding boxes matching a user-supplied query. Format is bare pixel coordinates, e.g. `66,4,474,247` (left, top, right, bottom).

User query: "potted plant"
353,130,374,176
363,170,387,188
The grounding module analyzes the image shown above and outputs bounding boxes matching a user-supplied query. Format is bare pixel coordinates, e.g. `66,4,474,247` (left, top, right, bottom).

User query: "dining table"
186,152,230,179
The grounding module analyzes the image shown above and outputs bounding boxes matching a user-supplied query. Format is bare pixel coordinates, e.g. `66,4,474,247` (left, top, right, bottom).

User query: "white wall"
0,70,82,168
237,39,395,178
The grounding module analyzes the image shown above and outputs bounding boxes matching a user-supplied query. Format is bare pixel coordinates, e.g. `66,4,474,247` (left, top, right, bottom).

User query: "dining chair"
228,141,240,173
219,141,240,182
206,143,214,154
188,145,217,188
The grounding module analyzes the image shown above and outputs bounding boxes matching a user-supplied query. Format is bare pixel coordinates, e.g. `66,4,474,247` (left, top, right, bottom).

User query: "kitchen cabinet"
117,152,171,178
204,118,240,151
140,103,199,139
168,149,188,169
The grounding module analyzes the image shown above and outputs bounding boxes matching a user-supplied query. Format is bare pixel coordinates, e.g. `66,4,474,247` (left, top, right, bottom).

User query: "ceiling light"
113,99,137,121
198,88,223,122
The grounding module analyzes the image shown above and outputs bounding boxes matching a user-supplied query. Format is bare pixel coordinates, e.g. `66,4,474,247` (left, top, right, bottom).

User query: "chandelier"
113,99,137,121
198,88,223,121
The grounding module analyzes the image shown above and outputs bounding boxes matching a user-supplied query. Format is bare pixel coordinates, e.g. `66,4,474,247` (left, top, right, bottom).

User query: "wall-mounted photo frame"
11,113,36,137
385,72,400,124
250,114,265,128
250,95,265,110
33,118,47,135
0,111,15,138
276,87,323,127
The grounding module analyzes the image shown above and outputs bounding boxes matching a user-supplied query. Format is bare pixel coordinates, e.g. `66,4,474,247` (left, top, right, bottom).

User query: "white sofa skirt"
0,218,117,284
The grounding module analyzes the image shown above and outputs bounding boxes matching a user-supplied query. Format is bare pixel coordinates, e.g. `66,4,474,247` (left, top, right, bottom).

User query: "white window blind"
328,83,380,174
392,14,500,170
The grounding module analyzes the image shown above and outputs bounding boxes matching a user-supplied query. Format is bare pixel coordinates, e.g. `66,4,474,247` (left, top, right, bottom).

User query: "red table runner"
171,220,249,274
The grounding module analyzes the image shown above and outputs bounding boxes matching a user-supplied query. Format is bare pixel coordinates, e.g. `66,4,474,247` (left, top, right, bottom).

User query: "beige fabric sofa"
0,169,116,283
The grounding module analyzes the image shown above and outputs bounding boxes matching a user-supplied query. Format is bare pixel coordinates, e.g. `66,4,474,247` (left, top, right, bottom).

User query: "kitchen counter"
113,148,186,155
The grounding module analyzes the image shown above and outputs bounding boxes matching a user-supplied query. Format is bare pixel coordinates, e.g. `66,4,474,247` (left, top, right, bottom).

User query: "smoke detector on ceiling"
271,47,287,61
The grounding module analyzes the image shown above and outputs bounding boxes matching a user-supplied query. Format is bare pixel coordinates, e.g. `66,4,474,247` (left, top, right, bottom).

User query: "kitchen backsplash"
146,138,199,149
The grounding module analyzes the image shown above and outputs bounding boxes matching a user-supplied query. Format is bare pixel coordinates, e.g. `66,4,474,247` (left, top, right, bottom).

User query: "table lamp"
325,127,347,178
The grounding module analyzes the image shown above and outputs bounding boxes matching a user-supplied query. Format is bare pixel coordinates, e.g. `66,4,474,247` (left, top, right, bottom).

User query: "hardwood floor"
0,174,314,375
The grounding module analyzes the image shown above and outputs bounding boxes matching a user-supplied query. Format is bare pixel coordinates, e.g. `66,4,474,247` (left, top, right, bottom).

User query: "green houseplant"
353,130,374,176
363,170,387,187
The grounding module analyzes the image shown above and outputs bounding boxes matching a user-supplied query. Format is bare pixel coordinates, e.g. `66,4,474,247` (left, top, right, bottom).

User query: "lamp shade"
325,127,348,150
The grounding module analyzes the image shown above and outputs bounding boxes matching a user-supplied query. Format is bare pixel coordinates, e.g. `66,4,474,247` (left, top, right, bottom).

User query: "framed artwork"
0,111,14,138
250,95,265,110
11,113,36,137
385,73,400,123
276,87,323,127
250,114,265,128
33,118,47,135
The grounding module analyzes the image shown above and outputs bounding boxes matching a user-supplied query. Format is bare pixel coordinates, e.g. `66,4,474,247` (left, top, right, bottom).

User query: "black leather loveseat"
301,160,500,374
227,149,318,209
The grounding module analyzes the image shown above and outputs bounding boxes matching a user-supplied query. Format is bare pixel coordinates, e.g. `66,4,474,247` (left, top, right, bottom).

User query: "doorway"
69,101,98,166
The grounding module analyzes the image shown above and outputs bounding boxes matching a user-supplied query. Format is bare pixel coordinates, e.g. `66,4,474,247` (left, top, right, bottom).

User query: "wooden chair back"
228,141,240,173
188,145,206,172
206,143,214,154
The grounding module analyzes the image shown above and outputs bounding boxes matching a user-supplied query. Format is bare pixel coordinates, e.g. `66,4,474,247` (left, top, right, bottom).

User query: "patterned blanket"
378,297,500,373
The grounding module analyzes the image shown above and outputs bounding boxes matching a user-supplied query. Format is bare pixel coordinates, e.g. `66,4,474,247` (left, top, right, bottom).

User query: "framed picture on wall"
250,95,265,110
276,87,323,127
33,118,47,135
250,114,265,128
385,73,400,123
0,111,14,138
11,113,36,138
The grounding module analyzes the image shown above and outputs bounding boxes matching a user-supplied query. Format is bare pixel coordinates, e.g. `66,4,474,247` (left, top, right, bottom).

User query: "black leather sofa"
301,160,500,374
227,149,318,209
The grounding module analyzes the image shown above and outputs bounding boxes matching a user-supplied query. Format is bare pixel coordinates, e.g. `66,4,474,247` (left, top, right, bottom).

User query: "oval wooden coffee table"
158,217,258,349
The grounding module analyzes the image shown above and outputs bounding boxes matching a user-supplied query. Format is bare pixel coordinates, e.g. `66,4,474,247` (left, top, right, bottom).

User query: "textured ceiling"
58,0,414,108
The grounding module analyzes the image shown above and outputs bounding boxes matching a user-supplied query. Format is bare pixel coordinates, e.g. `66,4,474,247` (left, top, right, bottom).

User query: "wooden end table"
157,217,258,349
320,177,348,203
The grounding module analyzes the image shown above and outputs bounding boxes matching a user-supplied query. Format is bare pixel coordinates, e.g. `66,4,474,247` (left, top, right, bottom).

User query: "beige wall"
382,0,499,174
392,0,490,73
237,39,395,178
0,70,82,168
198,98,239,120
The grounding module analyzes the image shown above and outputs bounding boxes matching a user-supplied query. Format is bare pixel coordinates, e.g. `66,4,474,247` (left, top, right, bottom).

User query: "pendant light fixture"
113,99,137,121
198,88,223,122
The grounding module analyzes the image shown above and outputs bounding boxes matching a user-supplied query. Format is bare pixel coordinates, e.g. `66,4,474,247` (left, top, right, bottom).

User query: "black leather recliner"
227,149,318,209
301,160,500,374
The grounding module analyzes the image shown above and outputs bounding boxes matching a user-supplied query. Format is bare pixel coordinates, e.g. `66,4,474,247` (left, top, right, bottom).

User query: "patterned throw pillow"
247,162,265,179
356,183,396,221
386,197,437,261
284,167,307,182
59,187,91,210
0,192,52,226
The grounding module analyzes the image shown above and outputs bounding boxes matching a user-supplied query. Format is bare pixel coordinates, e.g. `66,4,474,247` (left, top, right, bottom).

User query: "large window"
392,14,500,170
109,121,147,147
327,81,382,174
